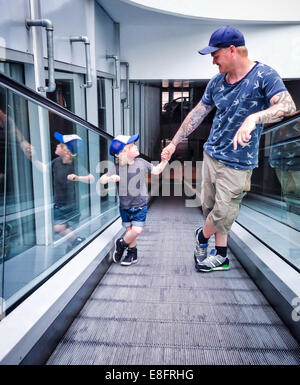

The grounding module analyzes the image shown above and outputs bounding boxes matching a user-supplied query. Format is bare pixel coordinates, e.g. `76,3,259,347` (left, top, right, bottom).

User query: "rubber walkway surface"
47,196,300,365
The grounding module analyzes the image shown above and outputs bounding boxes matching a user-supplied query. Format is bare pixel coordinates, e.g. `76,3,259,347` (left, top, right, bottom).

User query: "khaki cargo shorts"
201,151,252,235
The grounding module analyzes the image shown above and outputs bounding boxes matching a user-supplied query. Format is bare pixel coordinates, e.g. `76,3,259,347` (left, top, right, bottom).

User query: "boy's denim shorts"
119,205,147,228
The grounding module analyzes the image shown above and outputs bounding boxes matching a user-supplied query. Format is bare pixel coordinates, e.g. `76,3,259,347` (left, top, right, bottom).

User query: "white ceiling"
97,0,300,25
121,0,300,23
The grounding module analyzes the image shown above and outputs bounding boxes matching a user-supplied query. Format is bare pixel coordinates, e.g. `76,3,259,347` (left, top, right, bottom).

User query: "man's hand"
21,141,35,159
233,115,256,150
161,142,176,161
0,109,6,127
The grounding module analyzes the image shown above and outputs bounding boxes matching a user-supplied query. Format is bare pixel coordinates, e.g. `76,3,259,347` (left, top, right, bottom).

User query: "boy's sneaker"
66,236,86,253
72,236,85,247
113,237,128,263
194,227,208,265
195,249,230,272
121,247,137,266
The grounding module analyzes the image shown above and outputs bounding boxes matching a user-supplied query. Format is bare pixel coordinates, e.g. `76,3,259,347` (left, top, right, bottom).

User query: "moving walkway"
0,72,299,365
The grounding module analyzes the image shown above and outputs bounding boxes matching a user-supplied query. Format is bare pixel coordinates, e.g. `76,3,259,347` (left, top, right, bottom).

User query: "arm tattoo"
255,91,296,125
171,101,214,146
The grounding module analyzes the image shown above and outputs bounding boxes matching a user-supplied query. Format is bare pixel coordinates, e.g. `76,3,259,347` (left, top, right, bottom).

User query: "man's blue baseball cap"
198,26,245,55
54,132,83,155
109,134,139,156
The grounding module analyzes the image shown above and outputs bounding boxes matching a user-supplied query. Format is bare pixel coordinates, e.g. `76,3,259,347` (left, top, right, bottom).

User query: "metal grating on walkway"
47,196,300,365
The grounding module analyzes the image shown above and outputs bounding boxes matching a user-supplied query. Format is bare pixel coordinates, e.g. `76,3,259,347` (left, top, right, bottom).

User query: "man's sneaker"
121,247,137,266
195,249,230,272
194,227,208,265
113,237,128,263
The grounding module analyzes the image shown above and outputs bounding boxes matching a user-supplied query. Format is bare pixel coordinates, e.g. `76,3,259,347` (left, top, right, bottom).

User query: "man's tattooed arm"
233,90,296,150
171,100,214,146
255,90,296,125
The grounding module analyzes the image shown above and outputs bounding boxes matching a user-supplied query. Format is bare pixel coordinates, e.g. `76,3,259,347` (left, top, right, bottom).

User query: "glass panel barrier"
238,118,300,271
0,82,119,313
0,85,7,318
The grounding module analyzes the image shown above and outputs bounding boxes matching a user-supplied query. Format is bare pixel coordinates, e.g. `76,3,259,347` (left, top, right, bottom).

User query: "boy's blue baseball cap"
198,26,245,55
54,132,83,155
109,134,139,156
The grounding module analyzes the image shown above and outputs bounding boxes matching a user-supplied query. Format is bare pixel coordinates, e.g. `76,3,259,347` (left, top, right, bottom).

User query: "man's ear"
230,45,237,55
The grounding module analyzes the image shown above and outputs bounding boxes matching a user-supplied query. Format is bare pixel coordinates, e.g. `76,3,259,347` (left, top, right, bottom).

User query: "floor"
47,196,300,365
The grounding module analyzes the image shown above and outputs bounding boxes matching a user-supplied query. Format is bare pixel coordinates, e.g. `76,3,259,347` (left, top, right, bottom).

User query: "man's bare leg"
202,218,227,247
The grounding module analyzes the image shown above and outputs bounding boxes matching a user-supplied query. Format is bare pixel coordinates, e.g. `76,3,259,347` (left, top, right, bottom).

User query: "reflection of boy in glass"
51,132,94,250
23,132,94,251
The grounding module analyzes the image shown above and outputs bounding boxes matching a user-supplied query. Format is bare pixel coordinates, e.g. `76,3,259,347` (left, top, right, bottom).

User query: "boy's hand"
110,175,120,182
67,174,78,181
161,142,175,161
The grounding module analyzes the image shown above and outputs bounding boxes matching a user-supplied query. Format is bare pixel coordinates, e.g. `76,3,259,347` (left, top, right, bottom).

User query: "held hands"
233,115,257,150
161,142,176,161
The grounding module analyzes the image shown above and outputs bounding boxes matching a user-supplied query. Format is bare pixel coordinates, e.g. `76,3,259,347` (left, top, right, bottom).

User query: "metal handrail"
0,71,112,141
262,110,300,136
0,71,152,162
26,18,56,93
70,36,92,88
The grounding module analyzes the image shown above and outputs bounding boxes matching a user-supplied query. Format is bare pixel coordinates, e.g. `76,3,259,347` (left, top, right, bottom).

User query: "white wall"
40,0,89,68
0,0,118,75
120,20,300,79
95,3,118,73
0,0,31,54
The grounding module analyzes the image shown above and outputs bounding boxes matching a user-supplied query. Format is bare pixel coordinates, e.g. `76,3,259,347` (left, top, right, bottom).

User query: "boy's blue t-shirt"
108,157,154,209
202,62,287,169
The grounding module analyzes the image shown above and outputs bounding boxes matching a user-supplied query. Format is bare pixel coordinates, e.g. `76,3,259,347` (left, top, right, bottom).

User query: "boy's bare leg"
54,224,76,242
123,225,143,248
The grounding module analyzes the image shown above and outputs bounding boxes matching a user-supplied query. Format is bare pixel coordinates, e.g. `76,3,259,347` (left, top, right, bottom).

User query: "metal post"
121,61,130,109
70,36,92,88
26,18,56,92
106,55,119,89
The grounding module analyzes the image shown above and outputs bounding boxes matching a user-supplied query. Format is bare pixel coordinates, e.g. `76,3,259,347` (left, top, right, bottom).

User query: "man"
162,25,296,272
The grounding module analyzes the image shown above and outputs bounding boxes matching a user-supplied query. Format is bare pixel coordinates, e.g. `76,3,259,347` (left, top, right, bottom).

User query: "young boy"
100,133,168,266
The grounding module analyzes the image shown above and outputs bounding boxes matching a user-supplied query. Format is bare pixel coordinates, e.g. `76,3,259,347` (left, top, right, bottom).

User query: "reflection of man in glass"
24,132,94,251
0,107,30,258
269,121,300,210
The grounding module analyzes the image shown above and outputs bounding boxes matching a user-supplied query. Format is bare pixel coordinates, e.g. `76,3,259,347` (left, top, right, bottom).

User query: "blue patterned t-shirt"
202,62,287,169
